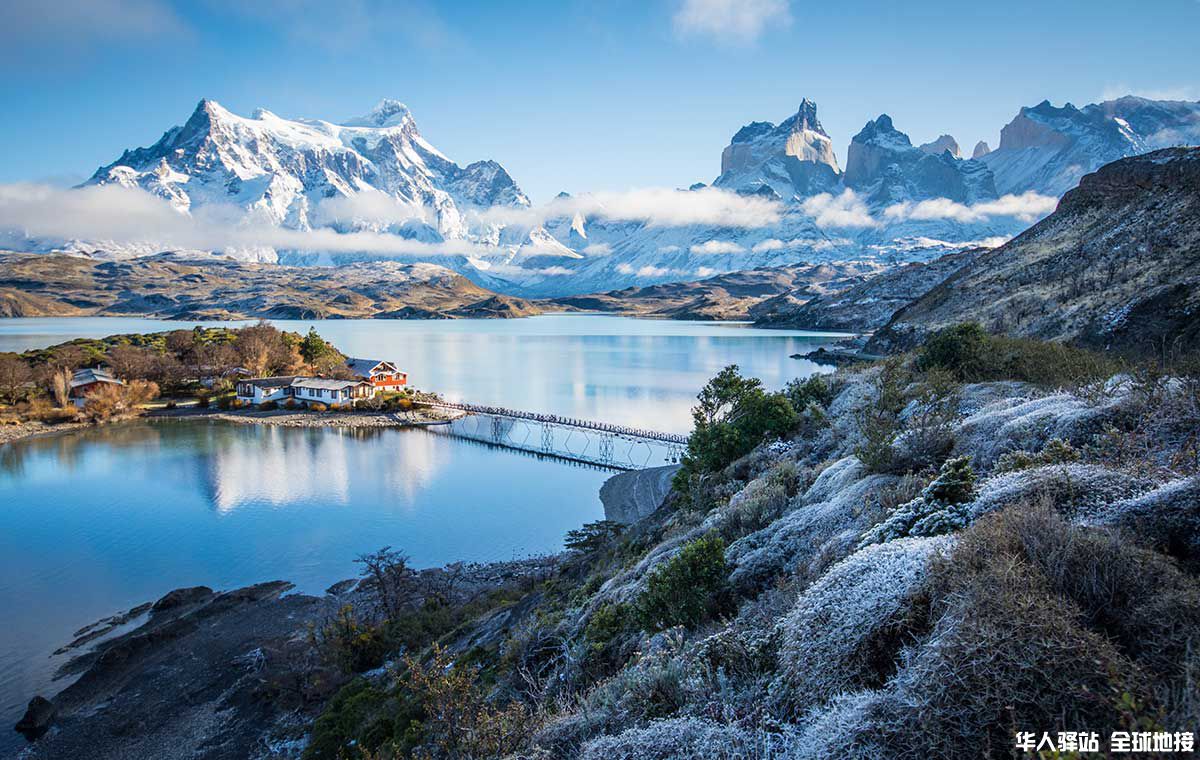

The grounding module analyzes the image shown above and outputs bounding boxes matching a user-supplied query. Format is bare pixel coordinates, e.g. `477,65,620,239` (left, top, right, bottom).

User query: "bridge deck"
425,401,689,445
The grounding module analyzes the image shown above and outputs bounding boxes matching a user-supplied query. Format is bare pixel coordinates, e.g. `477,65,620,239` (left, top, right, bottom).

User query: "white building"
289,378,372,406
235,376,372,407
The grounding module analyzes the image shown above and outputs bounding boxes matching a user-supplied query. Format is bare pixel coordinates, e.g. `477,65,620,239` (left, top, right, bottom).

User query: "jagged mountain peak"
716,98,840,198
342,98,414,129
918,134,961,158
972,140,991,159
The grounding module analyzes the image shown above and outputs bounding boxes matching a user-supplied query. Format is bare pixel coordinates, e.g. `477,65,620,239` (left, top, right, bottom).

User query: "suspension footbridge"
421,401,689,470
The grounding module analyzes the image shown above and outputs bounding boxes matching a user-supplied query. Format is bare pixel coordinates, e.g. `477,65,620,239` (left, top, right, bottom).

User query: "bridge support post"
599,433,614,465
491,416,504,444
541,423,553,453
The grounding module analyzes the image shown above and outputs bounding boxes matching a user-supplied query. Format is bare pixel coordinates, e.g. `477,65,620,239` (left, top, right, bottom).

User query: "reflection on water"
0,314,840,750
0,420,610,747
0,315,843,434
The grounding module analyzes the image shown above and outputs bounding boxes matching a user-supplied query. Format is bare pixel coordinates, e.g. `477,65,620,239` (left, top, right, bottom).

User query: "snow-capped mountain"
18,93,1199,299
980,96,1200,196
843,114,996,204
713,99,841,199
87,98,531,244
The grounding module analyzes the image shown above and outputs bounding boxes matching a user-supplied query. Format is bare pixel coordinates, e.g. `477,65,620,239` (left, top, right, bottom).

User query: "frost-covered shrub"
954,389,1130,470
772,537,952,714
870,502,1200,758
1084,476,1200,568
636,533,731,632
968,463,1154,520
579,717,799,760
727,461,896,592
713,460,799,540
858,458,975,547
788,691,891,760
995,436,1081,472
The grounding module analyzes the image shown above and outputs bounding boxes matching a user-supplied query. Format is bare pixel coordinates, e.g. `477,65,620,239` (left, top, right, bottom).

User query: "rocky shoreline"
13,556,561,759
200,405,466,429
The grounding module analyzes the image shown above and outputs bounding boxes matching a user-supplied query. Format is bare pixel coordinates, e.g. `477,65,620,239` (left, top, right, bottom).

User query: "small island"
0,322,457,446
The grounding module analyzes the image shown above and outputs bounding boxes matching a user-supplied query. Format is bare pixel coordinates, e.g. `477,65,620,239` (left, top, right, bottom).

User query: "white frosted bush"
772,536,954,712
789,691,891,760
967,463,1154,520
727,467,897,590
579,717,799,760
954,389,1130,468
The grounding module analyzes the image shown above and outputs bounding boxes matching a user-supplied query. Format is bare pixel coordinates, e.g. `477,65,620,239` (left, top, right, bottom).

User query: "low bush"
259,400,277,411
917,322,1119,386
784,374,835,413
308,604,389,675
309,402,328,412
872,500,1200,757
636,533,732,632
996,436,1082,473
853,360,908,474
858,457,976,547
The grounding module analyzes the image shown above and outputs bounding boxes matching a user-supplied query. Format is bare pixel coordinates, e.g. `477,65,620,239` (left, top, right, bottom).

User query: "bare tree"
354,546,417,620
0,354,34,404
50,368,71,408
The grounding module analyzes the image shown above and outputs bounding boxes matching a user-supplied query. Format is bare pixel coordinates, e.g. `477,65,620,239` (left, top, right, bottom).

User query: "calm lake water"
0,315,842,750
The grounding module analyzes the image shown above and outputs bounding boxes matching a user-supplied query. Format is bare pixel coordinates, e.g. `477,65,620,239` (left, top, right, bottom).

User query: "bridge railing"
423,401,690,445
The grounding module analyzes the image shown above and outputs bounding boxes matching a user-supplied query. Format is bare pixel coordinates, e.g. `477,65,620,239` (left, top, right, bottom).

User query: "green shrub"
215,395,235,410
853,360,909,474
923,456,975,505
636,533,732,632
917,323,990,381
996,437,1082,473
259,400,277,411
308,604,388,675
785,374,834,412
918,323,1118,386
676,366,798,485
565,520,624,554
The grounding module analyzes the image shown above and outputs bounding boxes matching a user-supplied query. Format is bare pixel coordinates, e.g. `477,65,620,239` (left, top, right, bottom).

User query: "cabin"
69,368,124,407
235,376,373,407
200,366,251,389
235,376,297,405
290,378,373,406
345,358,407,391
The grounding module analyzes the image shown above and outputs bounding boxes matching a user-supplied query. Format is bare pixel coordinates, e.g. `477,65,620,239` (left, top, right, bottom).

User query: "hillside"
551,262,882,321
753,249,981,331
0,253,542,320
867,147,1200,354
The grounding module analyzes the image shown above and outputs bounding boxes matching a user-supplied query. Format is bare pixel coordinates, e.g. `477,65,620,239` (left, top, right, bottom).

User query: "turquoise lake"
0,315,842,750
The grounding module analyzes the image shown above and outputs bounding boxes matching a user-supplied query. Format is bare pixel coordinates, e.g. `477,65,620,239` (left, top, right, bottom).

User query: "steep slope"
0,253,541,319
753,248,981,331
981,97,1200,196
870,147,1200,354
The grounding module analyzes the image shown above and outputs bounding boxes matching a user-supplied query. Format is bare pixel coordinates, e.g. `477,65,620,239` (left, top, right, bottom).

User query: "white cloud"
536,266,573,276
690,240,746,254
883,192,1057,224
581,243,612,255
801,190,878,228
479,186,782,230
0,183,488,259
751,238,785,252
673,0,790,45
636,265,672,277
314,189,433,228
695,267,717,278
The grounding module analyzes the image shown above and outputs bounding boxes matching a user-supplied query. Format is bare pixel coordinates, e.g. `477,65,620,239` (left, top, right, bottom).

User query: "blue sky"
1,0,1197,201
